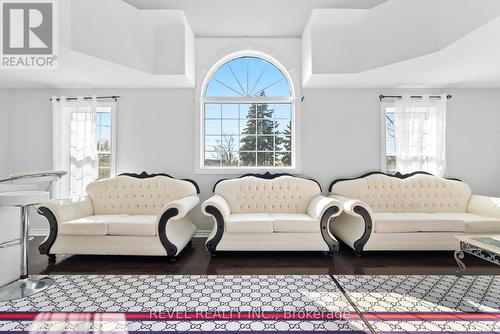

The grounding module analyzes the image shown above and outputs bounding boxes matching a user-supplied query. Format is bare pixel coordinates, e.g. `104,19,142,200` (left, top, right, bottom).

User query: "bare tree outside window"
96,110,112,179
385,109,396,172
212,134,239,166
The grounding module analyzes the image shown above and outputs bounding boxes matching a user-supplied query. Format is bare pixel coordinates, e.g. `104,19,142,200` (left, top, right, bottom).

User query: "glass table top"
472,236,500,249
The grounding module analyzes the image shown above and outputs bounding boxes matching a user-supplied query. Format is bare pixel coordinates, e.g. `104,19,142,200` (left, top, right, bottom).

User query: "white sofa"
202,173,342,256
38,172,200,261
329,171,500,254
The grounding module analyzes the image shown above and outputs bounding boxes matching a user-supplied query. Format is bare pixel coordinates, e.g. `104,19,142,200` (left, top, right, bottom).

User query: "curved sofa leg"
324,251,334,258
158,208,180,257
37,207,58,257
352,206,372,254
204,205,224,255
320,206,340,253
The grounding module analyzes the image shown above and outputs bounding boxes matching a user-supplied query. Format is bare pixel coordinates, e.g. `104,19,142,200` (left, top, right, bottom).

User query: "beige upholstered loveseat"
202,173,342,256
329,171,500,254
38,172,199,261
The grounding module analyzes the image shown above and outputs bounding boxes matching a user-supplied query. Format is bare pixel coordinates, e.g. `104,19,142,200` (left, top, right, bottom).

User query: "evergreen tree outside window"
202,55,294,168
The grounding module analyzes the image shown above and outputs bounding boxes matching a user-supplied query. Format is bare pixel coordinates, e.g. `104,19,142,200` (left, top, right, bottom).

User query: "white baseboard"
29,228,212,238
30,228,49,237
194,229,211,238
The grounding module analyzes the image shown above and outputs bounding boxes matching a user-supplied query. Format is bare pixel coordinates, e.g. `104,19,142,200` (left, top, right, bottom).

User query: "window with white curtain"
381,95,447,176
52,96,116,199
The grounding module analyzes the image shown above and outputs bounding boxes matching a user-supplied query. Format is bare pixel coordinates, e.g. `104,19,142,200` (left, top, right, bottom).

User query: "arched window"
201,54,295,169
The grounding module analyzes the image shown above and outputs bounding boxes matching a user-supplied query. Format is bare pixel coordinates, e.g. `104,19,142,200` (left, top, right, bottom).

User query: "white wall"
0,90,9,177
2,90,53,175
446,89,500,194
1,87,500,233
301,88,381,186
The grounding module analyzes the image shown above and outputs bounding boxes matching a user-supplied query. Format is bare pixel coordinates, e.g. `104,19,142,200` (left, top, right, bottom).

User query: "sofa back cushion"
214,175,321,214
87,175,197,215
331,173,471,213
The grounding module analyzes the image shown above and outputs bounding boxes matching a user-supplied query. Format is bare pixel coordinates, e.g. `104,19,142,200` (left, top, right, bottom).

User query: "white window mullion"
219,103,223,166
199,54,296,172
203,96,294,104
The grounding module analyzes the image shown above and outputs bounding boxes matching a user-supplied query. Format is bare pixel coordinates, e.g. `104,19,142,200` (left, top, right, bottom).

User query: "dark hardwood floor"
29,237,500,276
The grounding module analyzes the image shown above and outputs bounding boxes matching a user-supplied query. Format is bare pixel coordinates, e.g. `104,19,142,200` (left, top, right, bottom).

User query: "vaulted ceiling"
123,0,386,37
1,0,500,88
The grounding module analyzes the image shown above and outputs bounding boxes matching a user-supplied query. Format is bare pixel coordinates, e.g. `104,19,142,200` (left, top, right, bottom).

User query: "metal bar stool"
0,191,53,301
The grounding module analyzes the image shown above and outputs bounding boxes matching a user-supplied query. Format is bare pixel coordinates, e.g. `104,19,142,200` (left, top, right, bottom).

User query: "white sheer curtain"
393,94,447,176
52,96,98,199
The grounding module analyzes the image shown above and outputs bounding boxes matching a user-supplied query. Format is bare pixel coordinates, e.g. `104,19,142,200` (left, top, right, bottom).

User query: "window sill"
195,166,300,175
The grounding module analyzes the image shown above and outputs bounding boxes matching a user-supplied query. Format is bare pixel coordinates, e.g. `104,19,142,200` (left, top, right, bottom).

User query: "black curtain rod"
49,95,120,102
379,94,452,101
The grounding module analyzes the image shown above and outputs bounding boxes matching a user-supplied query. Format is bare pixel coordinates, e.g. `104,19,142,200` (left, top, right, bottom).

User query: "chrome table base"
0,277,54,301
0,202,53,301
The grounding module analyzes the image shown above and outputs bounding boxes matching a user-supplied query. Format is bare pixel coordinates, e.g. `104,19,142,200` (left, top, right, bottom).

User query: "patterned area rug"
336,275,500,333
0,275,366,332
0,274,498,333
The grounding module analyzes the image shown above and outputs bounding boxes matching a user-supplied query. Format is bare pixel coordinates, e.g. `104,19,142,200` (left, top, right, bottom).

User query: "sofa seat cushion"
373,212,466,233
107,215,157,236
225,213,273,234
271,214,318,233
59,215,129,236
431,213,500,233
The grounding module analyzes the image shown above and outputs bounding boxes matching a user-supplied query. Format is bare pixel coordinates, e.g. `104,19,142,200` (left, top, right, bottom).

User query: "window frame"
196,51,300,174
380,101,394,173
95,101,117,179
